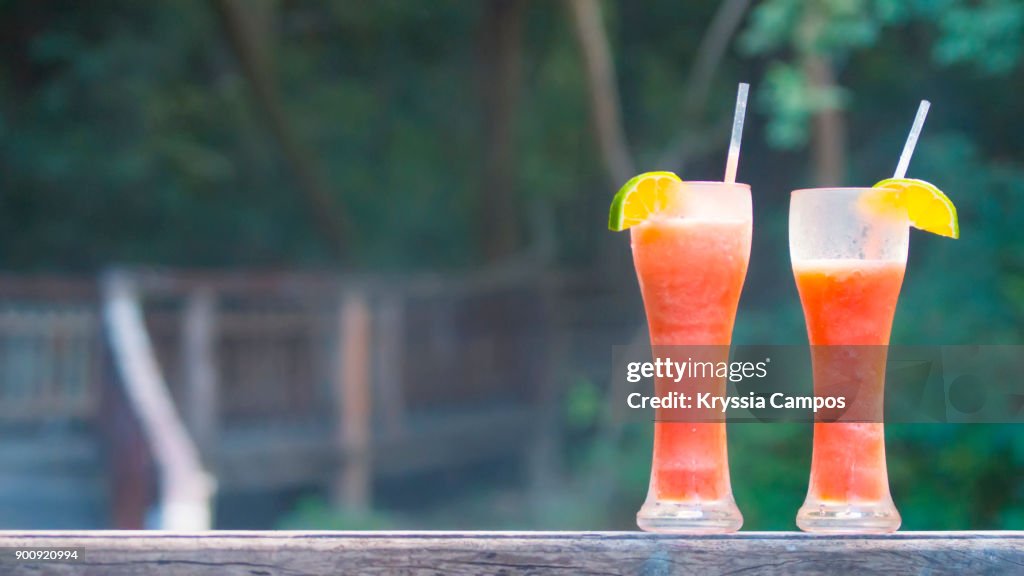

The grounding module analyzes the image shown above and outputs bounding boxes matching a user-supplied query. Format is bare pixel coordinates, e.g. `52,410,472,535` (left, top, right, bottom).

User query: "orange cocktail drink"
795,260,905,505
630,180,750,533
790,187,907,533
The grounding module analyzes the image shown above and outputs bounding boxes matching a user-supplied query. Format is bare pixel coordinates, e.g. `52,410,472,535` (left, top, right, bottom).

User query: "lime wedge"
608,171,685,231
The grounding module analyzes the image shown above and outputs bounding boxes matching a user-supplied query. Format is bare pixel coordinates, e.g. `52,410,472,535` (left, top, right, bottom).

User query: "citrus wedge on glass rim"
608,171,686,231
867,178,959,239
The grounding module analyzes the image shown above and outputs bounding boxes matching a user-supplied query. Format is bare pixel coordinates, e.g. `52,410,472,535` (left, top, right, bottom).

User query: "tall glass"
633,181,751,533
790,187,906,533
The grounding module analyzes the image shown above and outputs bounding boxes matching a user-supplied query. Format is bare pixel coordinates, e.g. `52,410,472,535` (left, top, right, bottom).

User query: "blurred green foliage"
279,496,396,530
740,0,1024,147
1,0,1022,530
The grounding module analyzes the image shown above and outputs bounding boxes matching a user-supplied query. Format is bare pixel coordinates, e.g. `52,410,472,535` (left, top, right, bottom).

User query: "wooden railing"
0,305,100,423
115,266,563,509
0,267,624,528
0,531,1021,574
146,305,331,427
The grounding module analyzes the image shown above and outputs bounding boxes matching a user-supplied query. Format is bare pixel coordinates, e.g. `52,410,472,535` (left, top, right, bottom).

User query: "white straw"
724,83,749,184
893,100,930,179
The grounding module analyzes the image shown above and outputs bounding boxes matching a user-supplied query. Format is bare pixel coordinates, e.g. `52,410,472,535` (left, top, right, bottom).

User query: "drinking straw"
723,82,750,184
893,100,930,179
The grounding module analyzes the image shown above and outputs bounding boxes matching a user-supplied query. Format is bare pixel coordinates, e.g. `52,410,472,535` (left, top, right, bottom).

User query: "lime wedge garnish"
608,171,685,231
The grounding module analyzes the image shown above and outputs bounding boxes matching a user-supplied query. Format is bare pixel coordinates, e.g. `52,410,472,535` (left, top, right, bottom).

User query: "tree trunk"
656,0,750,171
478,0,528,262
798,6,846,187
565,0,634,189
215,0,349,258
803,55,846,187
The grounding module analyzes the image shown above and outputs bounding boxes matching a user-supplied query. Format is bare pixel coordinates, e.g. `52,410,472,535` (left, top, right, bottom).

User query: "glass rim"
791,186,879,197
682,180,751,189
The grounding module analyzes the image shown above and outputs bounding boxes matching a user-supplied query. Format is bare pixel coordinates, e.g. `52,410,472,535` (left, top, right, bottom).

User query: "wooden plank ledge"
0,531,1022,575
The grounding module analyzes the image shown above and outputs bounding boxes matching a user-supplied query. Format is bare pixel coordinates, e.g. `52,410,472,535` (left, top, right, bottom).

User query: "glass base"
636,498,743,534
796,499,901,533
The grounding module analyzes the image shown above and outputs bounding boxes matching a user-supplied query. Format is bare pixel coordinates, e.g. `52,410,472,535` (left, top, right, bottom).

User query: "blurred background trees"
1,0,1022,530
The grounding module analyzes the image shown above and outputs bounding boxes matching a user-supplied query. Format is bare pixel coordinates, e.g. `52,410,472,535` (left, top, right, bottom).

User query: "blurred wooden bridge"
0,267,629,529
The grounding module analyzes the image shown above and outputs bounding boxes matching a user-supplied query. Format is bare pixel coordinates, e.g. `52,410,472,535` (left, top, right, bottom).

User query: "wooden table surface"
1,531,1022,575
